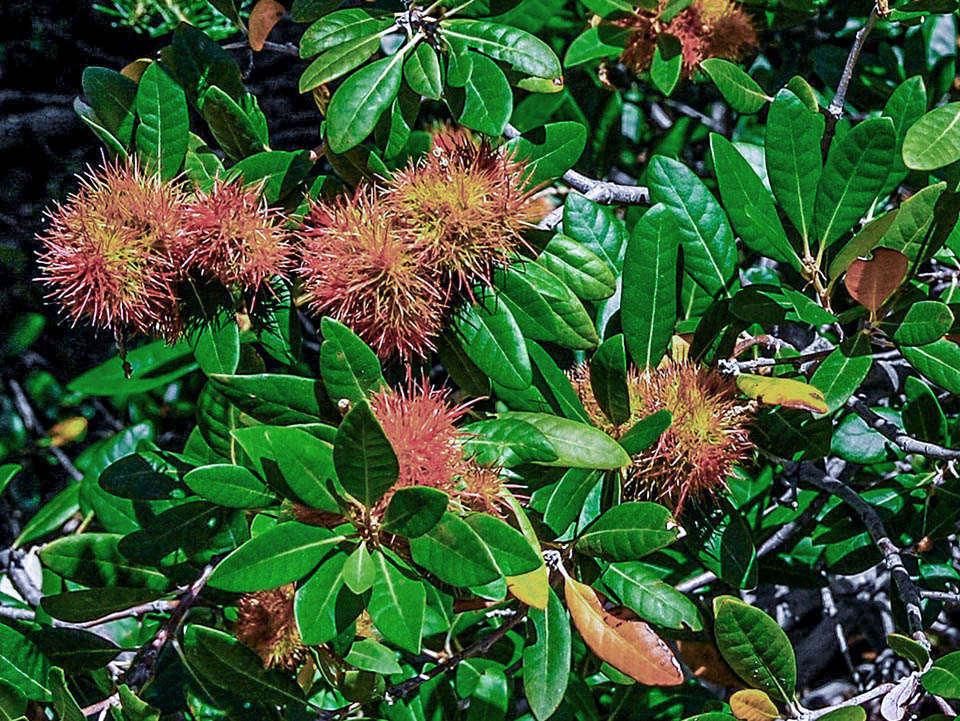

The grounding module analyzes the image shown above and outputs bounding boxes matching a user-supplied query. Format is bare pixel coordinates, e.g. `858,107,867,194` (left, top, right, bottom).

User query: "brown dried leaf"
844,247,909,313
564,576,684,686
729,689,780,721
677,639,744,689
249,0,286,52
120,59,151,82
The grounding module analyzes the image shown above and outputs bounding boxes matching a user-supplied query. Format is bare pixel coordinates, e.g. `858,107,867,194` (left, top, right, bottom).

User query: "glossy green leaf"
647,155,736,296
887,632,931,670
601,562,702,630
295,551,364,644
135,62,189,180
877,182,946,264
622,204,679,370
15,484,81,547
619,409,671,455
563,26,631,67
498,412,631,469
700,58,769,114
202,86,267,161
40,587,161,623
505,122,587,188
368,553,425,653
345,639,403,675
903,376,948,444
523,588,571,721
334,400,398,507
343,541,375,594
589,335,630,426
890,301,954,346
443,20,561,79
327,52,405,153
454,296,532,391
688,501,757,589
49,667,83,721
902,339,960,394
298,35,381,92
404,42,443,99
381,486,448,537
209,373,325,425
82,66,137,145
461,418,558,467
0,465,20,500
207,521,340,591
542,468,600,533
320,317,385,405
29,627,120,673
562,193,628,271
229,150,313,204
299,10,390,57
712,133,801,270
464,513,541,576
409,512,500,586
828,211,899,281
922,650,960,698
268,426,341,512
650,35,682,96
814,117,896,248
881,75,927,191
0,625,49,701
575,502,679,561
713,595,797,702
184,464,278,508
167,23,245,108
40,533,169,590
903,101,960,170
193,316,240,376
536,234,617,300
458,51,512,136
809,334,873,414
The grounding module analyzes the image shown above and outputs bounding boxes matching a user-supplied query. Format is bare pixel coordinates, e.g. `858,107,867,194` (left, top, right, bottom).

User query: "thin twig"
78,599,180,629
8,379,83,481
0,548,43,607
920,589,960,604
0,605,36,621
222,39,300,56
824,6,880,144
803,680,900,720
847,397,960,461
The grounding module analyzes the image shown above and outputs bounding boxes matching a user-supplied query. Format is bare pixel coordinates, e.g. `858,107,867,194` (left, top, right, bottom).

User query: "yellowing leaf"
843,247,908,313
120,59,151,83
507,564,549,610
730,689,780,721
736,374,829,414
249,0,286,52
47,417,88,447
564,576,683,686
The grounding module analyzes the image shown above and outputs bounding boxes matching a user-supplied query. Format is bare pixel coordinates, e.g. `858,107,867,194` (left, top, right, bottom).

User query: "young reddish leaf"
730,689,780,721
506,564,549,610
249,0,286,52
843,247,909,312
563,576,684,685
736,374,829,414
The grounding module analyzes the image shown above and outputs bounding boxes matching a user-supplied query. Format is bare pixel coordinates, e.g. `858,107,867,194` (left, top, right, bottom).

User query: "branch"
78,599,180,629
8,379,83,481
920,589,960,604
0,548,43,607
824,6,880,144
796,465,928,647
802,680,901,721
222,40,300,56
847,397,960,461
0,605,36,621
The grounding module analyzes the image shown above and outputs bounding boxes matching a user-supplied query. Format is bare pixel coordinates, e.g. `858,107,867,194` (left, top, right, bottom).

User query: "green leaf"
183,625,305,706
464,513,541,576
713,595,797,702
622,204,679,369
902,339,960,394
543,468,600,533
523,588,571,721
688,501,757,589
368,553,425,653
333,400,399,507
118,684,161,721
536,234,617,301
295,552,364,645
647,155,737,296
765,88,825,245
29,627,120,673
268,426,341,512
461,418,558,467
40,587,161,623
229,150,314,204
343,542,375,594
327,52,405,153
700,58,770,114
202,86,267,161
15,484,80,547
184,464,278,508
650,35,682,96
903,376,948,444
505,122,587,188
458,51,512,136
922,650,960,698
48,667,84,721
903,101,960,170
300,10,390,56
207,521,340,591
497,412,631,469
809,334,873,414
561,193,628,272
0,464,21,500
589,335,630,426
82,67,137,145
619,409,671,455
575,502,679,561
814,117,896,248
193,315,240,376
442,20,561,79
881,75,927,192
877,182,946,264
563,26,631,68
345,639,403,674
711,133,801,270
409,512,501,586
405,43,443,99
828,211,899,282
209,373,325,425
135,62,189,180
166,23,245,108
39,533,169,590
98,454,176,500
298,36,381,92
320,317,385,405
887,632,931,670
381,487,448,537
454,296,532,391
889,301,954,346
600,562,702,630
0,624,50,701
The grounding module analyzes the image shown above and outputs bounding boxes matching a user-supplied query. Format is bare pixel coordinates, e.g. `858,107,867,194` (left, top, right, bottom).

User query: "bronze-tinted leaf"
564,576,683,686
844,247,908,313
249,0,286,52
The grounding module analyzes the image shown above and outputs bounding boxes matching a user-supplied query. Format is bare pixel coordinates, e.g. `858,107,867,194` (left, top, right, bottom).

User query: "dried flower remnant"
369,379,508,519
616,0,757,80
298,189,445,359
383,129,535,296
36,160,186,340
569,362,753,513
179,180,292,294
233,584,304,671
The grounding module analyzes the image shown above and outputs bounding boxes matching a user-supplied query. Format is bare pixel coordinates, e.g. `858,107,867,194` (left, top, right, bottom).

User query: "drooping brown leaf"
729,689,780,721
736,374,829,414
677,639,744,688
249,0,286,52
564,576,684,686
120,59,151,82
844,247,909,313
